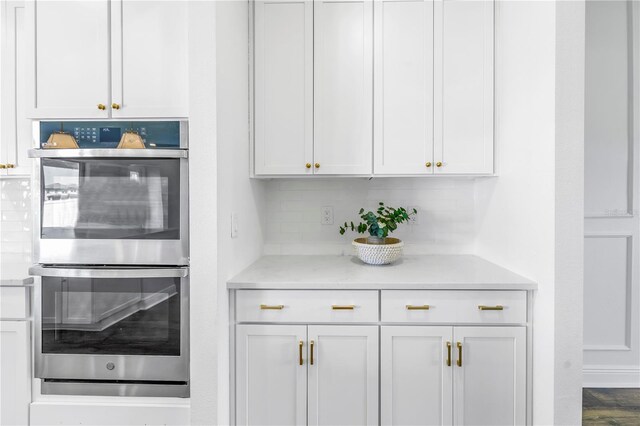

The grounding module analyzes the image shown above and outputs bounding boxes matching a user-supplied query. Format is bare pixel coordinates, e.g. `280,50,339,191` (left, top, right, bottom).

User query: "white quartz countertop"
0,262,34,286
228,255,537,290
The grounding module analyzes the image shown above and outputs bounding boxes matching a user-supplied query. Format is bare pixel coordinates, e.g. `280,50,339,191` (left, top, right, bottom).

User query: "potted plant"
339,202,417,265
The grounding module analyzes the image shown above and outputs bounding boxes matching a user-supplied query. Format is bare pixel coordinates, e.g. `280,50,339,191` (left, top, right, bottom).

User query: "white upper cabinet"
374,0,434,175
313,0,373,175
26,0,110,119
453,327,526,425
1,0,32,176
26,0,188,119
110,1,188,118
434,0,494,175
254,0,313,175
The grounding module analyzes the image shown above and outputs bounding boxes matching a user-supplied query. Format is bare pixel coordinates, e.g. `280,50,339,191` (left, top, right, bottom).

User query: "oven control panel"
39,121,183,149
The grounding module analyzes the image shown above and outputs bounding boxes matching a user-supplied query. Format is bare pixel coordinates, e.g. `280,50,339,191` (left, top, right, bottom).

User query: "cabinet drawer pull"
310,340,315,365
331,305,355,310
456,342,463,367
406,304,430,310
299,340,303,365
446,341,452,367
478,305,504,311
260,304,284,310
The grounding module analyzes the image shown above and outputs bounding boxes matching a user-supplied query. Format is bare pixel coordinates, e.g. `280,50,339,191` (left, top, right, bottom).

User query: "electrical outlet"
321,206,334,225
231,213,239,238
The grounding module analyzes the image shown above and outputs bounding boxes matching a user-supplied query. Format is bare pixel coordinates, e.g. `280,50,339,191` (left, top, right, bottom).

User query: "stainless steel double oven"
29,121,189,397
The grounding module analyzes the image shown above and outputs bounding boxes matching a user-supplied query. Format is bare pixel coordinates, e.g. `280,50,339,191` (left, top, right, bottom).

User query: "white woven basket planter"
352,237,404,265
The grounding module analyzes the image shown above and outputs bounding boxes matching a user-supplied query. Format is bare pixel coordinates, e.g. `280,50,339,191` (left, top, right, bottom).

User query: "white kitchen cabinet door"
26,0,110,119
1,1,32,176
235,325,307,426
314,0,373,175
434,0,494,175
110,0,188,118
254,0,313,175
308,325,378,426
374,0,434,175
381,326,453,426
0,321,30,426
453,327,526,426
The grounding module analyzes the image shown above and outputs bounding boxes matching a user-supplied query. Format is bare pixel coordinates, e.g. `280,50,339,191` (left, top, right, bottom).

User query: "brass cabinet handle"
446,341,452,367
97,103,106,110
315,163,320,168
456,342,462,367
6,164,15,168
111,103,121,110
0,164,6,169
310,340,315,365
299,341,303,365
260,304,284,310
425,162,432,167
406,304,430,310
306,163,312,169
331,305,355,310
436,161,443,167
478,305,504,311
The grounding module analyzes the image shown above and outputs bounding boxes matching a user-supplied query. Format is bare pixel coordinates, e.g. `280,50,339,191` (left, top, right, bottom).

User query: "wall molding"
583,367,640,388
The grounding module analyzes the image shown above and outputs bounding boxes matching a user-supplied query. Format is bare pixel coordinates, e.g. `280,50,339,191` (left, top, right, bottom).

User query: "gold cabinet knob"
436,162,443,167
97,103,106,110
6,164,15,169
314,163,320,169
425,162,432,168
111,103,121,110
0,164,6,169
306,163,312,169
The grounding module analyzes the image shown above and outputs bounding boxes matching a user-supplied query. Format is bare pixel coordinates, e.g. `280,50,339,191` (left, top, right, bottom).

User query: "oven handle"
28,266,189,279
28,148,188,159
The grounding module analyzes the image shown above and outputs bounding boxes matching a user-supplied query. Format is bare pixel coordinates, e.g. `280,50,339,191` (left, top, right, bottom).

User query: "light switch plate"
231,213,239,238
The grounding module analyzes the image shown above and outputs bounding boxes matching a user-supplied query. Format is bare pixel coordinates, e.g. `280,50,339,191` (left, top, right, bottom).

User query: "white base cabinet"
232,289,531,426
1,321,30,426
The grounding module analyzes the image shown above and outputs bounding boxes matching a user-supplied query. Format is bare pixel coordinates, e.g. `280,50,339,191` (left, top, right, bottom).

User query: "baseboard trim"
583,367,640,388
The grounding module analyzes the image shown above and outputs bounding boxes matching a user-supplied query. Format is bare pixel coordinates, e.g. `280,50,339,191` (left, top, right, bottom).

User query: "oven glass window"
41,276,181,356
41,158,180,239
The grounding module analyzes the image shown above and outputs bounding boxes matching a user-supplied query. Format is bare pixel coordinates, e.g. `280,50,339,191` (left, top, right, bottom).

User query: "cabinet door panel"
254,0,313,175
26,0,110,118
314,0,373,175
236,325,307,426
308,325,378,426
1,1,32,175
434,0,493,174
374,0,434,175
0,321,30,426
110,0,188,118
381,326,453,426
453,326,526,426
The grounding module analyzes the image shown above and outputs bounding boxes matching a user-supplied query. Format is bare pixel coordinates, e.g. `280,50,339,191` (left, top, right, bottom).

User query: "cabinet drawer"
236,290,379,323
0,287,31,320
381,290,527,324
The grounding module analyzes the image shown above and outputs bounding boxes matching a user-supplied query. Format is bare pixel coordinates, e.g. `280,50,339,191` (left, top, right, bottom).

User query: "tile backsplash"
0,178,32,264
263,178,476,255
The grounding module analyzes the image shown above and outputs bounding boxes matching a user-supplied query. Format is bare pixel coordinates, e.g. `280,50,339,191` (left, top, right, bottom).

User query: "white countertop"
228,255,537,290
0,262,34,286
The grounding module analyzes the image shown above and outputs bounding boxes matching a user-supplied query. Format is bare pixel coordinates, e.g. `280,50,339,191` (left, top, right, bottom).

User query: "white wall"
264,178,475,255
215,1,267,424
188,2,218,424
475,1,558,424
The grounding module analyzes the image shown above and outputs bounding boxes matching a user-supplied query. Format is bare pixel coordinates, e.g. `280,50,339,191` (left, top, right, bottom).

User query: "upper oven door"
31,150,188,265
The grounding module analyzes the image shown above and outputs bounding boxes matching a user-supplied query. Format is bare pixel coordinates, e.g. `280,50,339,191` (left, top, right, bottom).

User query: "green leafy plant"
339,202,417,239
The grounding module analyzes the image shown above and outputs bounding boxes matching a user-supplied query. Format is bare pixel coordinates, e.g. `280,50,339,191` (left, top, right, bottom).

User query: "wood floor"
583,388,640,425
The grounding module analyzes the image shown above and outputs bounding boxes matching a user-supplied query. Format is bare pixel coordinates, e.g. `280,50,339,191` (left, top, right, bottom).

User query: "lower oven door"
31,266,189,382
